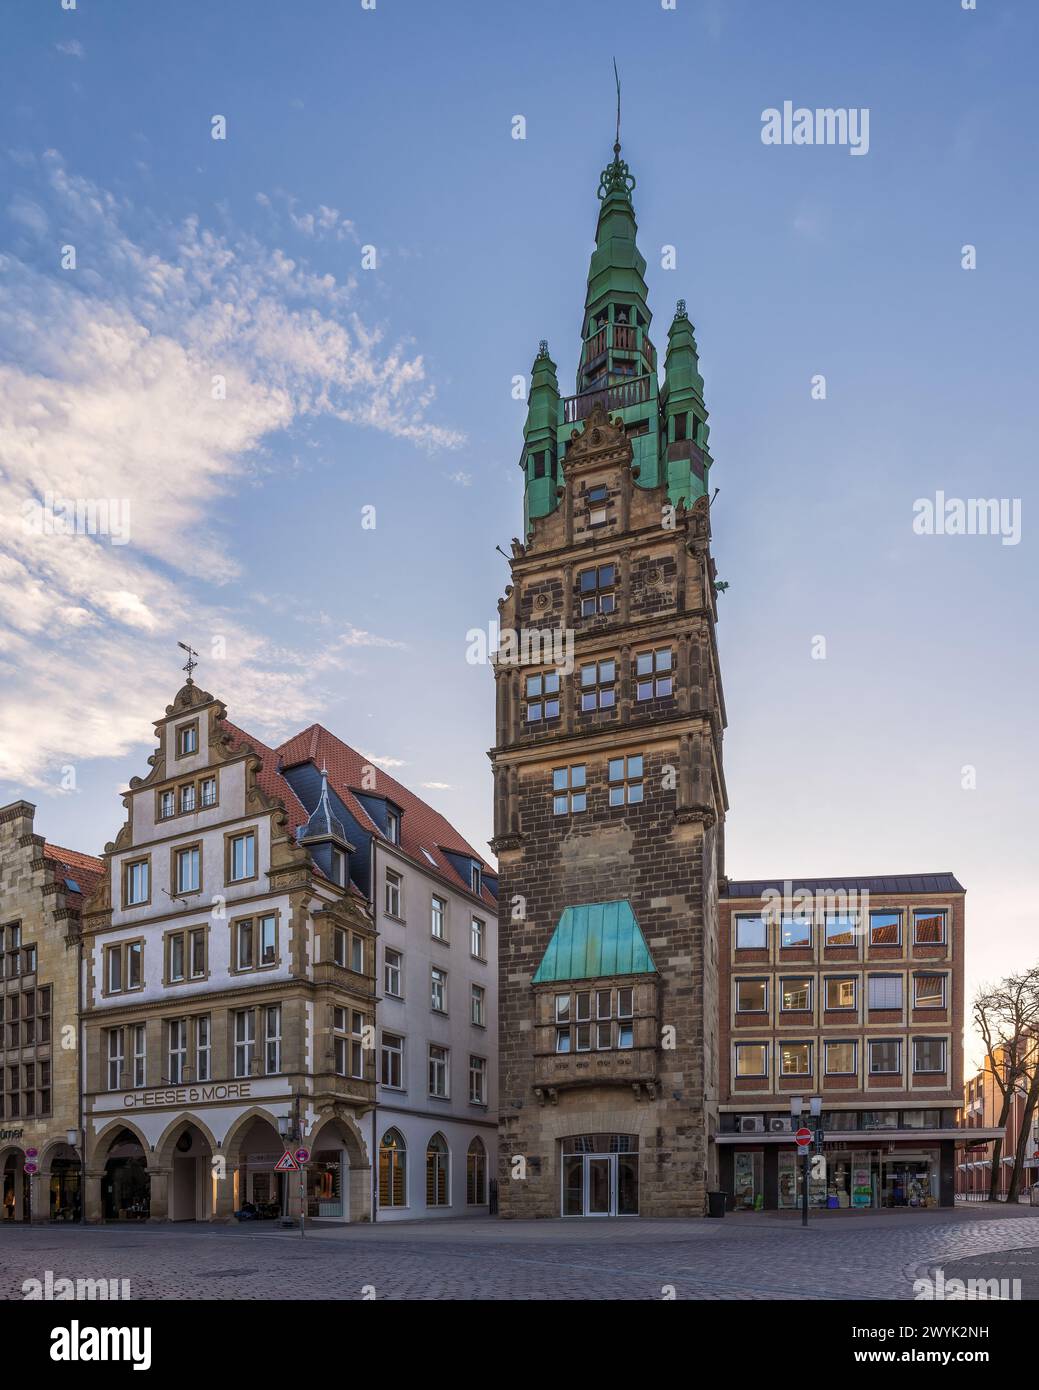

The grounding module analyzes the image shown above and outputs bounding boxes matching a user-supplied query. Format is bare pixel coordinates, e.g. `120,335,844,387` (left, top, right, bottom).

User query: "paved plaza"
2,1204,1038,1301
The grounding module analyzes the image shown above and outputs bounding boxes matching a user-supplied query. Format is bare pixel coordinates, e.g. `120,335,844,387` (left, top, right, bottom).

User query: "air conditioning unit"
738,1115,765,1134
768,1117,791,1133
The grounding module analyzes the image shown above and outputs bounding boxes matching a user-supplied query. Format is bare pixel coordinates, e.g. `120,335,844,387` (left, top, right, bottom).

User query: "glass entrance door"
586,1157,613,1215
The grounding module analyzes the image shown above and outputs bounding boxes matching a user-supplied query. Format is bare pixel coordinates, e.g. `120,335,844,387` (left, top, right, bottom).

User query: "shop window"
379,1130,407,1207
426,1133,450,1206
466,1138,487,1205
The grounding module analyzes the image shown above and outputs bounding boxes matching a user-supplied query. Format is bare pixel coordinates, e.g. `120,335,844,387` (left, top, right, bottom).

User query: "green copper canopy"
532,900,656,984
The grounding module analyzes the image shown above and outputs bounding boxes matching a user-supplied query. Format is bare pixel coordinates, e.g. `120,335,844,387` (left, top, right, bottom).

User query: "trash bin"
707,1190,727,1218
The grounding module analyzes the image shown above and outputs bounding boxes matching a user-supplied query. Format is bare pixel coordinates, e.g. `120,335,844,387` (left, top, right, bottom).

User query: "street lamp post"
66,1128,83,1224
277,1095,306,1240
790,1095,824,1227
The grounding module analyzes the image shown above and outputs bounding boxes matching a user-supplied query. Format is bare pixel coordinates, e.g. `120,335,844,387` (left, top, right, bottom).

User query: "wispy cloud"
0,149,458,788
362,753,408,769
55,40,85,59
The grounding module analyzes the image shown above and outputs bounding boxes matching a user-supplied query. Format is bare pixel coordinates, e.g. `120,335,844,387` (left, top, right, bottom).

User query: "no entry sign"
794,1127,813,1146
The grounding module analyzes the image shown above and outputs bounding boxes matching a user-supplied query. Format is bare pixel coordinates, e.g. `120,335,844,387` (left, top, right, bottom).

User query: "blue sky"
1,1,1035,1051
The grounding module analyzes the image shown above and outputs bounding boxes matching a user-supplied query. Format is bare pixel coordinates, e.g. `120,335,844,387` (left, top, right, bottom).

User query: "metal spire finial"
613,57,621,153
177,640,199,683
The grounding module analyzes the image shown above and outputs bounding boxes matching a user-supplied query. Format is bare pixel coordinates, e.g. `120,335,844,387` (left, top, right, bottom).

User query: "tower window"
608,755,644,807
525,671,560,722
552,765,586,816
673,412,688,442
635,648,674,701
578,564,616,617
586,485,608,503
533,451,546,479
580,660,616,711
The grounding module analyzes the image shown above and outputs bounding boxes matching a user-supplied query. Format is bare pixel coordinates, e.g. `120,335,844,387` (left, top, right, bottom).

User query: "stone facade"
492,409,727,1218
0,801,102,1223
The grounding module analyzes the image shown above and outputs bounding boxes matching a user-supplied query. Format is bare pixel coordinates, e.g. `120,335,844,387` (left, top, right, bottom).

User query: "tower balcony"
562,372,653,425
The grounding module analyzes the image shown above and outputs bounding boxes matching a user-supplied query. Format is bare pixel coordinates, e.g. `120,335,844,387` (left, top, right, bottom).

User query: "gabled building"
79,678,497,1223
491,136,727,1218
0,801,102,1223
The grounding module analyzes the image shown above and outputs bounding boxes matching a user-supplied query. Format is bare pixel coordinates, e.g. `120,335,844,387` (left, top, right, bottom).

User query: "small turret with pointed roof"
661,298,712,506
519,339,561,533
299,765,350,847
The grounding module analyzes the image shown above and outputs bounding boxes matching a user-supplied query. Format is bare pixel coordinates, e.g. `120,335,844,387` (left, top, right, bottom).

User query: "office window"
780,1042,811,1076
384,948,403,998
195,1016,211,1082
190,927,206,978
381,1033,404,1089
578,563,617,617
825,1040,857,1075
233,1009,255,1077
385,869,402,918
635,648,673,701
525,670,561,722
174,845,200,895
735,979,767,1013
780,915,811,948
264,1005,281,1075
469,1055,487,1105
824,913,857,946
431,895,447,940
168,1019,187,1084
259,914,276,966
608,754,644,806
869,911,902,946
868,975,903,1010
914,974,945,1009
124,859,149,906
235,919,254,971
913,1038,946,1074
431,966,447,1013
132,1024,146,1088
470,916,485,960
913,910,946,945
825,976,856,1010
428,1044,449,1098
168,932,185,983
552,764,586,815
734,914,767,950
227,832,256,883
580,659,616,711
735,1043,768,1077
869,1039,902,1075
106,1028,124,1091
127,940,142,990
781,978,812,1011
471,983,486,1027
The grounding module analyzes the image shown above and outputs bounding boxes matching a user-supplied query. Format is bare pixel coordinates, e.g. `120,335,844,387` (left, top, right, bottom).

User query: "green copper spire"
661,299,712,507
520,339,560,533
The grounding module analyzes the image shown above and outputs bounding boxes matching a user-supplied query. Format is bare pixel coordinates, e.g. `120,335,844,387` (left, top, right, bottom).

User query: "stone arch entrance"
307,1115,369,1223
98,1128,150,1222
1,1146,28,1223
223,1112,285,1222
40,1141,81,1223
154,1118,216,1222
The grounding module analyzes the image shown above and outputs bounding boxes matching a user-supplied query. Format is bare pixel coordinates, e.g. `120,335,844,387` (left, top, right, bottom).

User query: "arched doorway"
307,1117,368,1222
2,1149,28,1223
101,1129,150,1221
157,1121,215,1222
226,1114,285,1219
43,1142,81,1222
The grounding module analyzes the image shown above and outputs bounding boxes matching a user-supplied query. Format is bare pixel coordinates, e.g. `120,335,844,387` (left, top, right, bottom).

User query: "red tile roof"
214,717,494,909
43,842,105,902
276,724,496,909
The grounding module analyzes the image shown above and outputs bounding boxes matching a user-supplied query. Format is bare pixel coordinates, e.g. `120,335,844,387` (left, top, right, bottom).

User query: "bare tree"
972,969,1039,1202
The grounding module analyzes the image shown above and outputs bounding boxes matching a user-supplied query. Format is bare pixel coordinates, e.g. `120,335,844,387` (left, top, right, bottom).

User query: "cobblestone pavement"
2,1205,1038,1300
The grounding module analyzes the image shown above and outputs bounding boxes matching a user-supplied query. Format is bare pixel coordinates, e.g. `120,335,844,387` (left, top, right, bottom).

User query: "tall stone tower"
490,137,728,1218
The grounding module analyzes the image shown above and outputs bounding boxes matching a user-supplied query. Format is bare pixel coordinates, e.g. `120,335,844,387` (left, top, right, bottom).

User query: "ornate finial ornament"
537,339,549,358
177,640,199,683
675,298,688,319
598,58,635,201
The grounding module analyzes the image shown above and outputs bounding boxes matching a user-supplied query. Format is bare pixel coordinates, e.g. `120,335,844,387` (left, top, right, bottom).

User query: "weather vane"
177,640,199,682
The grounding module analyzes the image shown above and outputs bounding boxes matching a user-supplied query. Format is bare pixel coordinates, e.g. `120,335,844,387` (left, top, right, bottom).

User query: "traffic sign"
794,1127,813,1146
274,1151,299,1172
294,1148,310,1164
796,1145,810,1157
25,1147,38,1158
24,1162,38,1175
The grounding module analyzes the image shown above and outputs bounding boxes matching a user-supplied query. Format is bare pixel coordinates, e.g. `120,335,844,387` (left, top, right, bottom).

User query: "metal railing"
562,373,652,424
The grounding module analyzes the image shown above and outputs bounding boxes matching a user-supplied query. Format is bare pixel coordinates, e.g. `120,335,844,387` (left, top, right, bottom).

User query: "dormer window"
470,863,482,897
586,484,608,529
386,808,401,845
330,846,347,887
176,721,198,757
